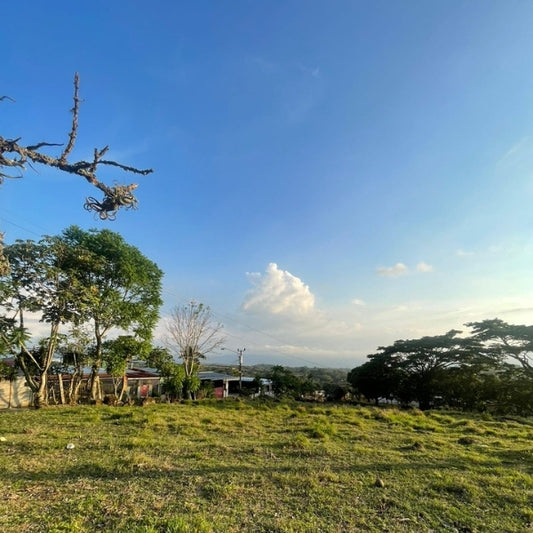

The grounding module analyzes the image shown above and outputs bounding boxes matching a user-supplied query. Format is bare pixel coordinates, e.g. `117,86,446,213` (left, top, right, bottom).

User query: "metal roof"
198,371,239,381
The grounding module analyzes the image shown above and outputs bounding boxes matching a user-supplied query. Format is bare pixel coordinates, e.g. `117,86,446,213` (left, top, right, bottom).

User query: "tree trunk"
34,377,47,409
117,373,127,403
70,373,83,404
90,328,103,401
58,373,66,405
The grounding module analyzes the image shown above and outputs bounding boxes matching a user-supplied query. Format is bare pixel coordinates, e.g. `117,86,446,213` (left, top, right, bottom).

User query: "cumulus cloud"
351,298,366,306
242,263,315,316
376,263,408,277
416,262,434,273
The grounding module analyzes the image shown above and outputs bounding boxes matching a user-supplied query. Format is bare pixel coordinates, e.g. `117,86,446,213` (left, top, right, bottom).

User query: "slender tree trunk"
70,372,83,404
50,385,57,405
19,321,61,409
118,373,127,403
58,373,66,405
68,373,75,404
90,328,103,401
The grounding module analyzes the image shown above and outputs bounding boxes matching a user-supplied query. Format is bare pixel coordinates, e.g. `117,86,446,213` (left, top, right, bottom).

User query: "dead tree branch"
0,73,153,220
59,72,81,163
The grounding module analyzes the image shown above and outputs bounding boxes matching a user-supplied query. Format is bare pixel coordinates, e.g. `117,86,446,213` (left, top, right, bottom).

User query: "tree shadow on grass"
493,447,533,473
2,455,485,485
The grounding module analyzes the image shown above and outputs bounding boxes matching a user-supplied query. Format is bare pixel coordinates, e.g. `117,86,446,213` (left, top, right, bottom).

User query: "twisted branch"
0,73,153,219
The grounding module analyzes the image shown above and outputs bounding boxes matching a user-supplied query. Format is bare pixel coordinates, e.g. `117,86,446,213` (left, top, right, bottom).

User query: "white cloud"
376,262,408,277
351,298,366,306
456,249,474,257
242,263,315,317
416,262,434,273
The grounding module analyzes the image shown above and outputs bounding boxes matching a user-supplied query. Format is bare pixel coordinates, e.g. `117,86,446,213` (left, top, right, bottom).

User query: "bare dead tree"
0,73,152,221
165,301,226,380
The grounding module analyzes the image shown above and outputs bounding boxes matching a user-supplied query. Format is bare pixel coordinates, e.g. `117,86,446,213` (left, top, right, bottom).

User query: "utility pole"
222,347,246,393
237,348,245,392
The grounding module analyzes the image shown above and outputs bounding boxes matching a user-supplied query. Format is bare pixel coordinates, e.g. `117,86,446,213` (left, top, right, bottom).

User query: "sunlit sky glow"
2,1,533,368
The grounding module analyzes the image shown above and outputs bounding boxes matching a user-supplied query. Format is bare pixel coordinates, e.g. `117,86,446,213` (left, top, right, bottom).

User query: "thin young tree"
164,302,225,399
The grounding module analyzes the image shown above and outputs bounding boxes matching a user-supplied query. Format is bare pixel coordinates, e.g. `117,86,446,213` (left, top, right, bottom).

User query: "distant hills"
203,364,350,388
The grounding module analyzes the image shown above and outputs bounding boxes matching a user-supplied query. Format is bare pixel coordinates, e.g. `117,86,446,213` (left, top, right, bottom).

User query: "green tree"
377,330,481,409
56,326,93,404
350,330,482,410
0,237,81,407
467,319,533,377
0,359,18,408
58,226,163,401
164,302,225,399
103,336,149,402
267,366,317,399
145,347,185,401
437,365,488,411
348,353,404,405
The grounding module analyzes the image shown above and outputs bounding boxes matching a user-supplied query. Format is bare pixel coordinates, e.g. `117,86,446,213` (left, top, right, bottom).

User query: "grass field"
1,400,532,532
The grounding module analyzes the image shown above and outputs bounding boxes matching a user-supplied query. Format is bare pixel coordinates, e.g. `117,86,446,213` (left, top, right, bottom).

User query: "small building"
198,371,239,398
198,372,273,398
45,366,162,404
124,368,161,399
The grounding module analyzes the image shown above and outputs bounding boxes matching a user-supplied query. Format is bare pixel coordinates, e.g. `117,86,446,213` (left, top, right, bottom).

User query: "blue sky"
2,1,533,368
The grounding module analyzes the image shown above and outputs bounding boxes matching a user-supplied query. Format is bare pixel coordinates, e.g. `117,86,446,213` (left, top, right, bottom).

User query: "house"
198,371,273,398
198,371,240,398
46,366,162,403
122,367,162,399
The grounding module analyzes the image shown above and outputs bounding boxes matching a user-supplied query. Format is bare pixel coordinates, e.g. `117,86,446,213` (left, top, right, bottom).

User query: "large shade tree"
347,352,405,405
351,330,482,409
466,319,533,377
58,226,163,400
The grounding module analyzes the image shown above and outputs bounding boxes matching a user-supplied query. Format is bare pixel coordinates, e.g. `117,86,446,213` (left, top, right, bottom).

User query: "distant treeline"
348,319,533,415
205,364,349,389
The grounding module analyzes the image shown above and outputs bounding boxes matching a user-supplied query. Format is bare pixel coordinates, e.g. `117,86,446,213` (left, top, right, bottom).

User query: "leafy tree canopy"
467,318,533,376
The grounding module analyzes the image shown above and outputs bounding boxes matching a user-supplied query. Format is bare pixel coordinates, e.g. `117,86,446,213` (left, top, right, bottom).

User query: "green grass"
1,401,532,532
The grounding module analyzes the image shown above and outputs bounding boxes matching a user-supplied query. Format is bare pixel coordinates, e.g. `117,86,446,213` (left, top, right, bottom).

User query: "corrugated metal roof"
198,371,239,381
